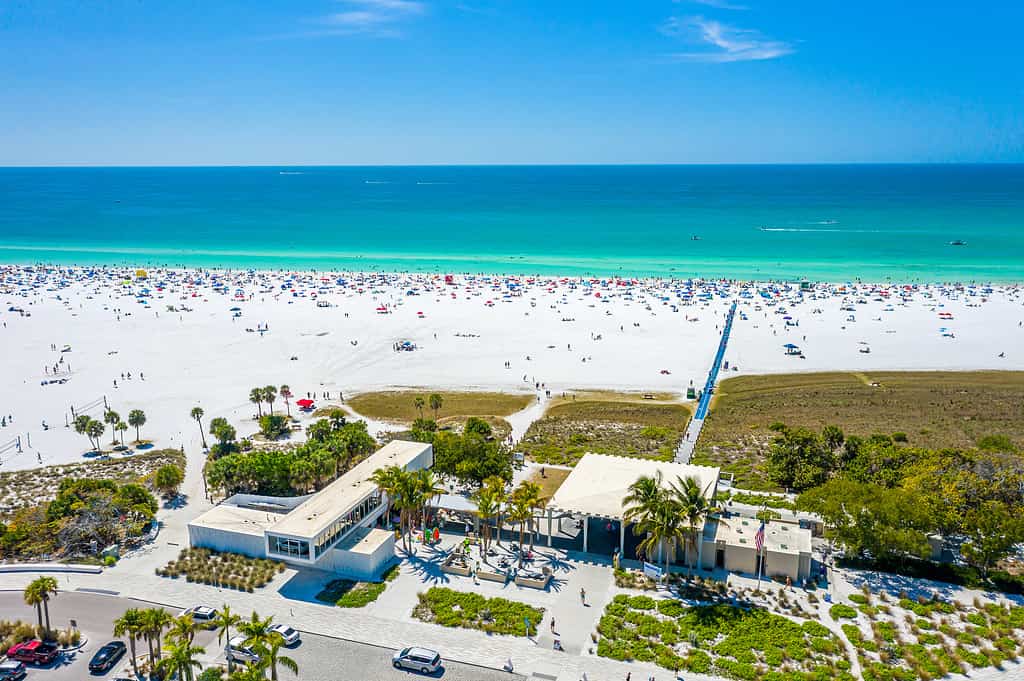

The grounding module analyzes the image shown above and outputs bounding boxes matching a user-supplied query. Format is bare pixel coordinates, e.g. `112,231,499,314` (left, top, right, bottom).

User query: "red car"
6,640,59,665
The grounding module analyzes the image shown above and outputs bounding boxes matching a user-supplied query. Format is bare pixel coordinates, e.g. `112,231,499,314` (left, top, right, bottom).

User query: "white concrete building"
547,452,814,583
188,440,433,581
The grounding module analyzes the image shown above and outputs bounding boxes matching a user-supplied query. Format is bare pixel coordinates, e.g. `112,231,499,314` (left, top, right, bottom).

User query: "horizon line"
2,161,1023,169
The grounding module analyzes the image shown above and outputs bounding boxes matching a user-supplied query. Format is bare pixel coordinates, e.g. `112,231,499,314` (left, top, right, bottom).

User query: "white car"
392,647,442,674
225,635,260,664
270,623,300,646
181,605,218,627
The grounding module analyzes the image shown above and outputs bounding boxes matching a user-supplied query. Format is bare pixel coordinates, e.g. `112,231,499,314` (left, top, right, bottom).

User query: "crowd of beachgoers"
1,264,1022,473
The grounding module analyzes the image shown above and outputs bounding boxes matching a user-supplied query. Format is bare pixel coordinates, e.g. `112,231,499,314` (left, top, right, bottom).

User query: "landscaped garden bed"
595,595,854,679
315,565,399,607
840,589,1024,681
412,587,544,637
156,547,284,591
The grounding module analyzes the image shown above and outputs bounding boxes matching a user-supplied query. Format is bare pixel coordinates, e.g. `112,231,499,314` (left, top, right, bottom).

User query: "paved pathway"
676,301,736,464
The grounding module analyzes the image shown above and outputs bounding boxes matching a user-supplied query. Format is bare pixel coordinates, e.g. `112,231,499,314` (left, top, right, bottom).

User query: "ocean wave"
364,180,392,184
759,227,885,234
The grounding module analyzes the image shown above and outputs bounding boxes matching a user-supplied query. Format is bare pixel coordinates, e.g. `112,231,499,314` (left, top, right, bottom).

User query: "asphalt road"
0,589,521,681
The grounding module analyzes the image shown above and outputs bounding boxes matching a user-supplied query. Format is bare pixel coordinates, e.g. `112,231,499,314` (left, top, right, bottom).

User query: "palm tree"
228,664,267,681
113,608,146,677
157,639,205,681
670,475,723,578
280,385,292,417
238,610,274,649
104,409,122,445
519,481,544,550
413,396,426,419
25,576,57,637
261,634,298,681
168,613,199,645
142,607,172,667
23,581,43,633
483,476,508,546
214,604,241,673
191,406,208,449
507,483,540,564
414,469,445,533
249,388,264,418
471,487,500,555
428,393,443,420
86,418,105,451
372,466,403,540
115,420,128,447
263,385,278,415
630,487,685,578
128,408,147,442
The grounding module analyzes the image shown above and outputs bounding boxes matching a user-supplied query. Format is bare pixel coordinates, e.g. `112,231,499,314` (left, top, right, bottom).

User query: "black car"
88,641,127,673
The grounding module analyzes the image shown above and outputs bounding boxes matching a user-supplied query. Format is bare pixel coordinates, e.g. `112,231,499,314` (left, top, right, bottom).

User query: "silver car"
392,646,442,674
225,635,260,664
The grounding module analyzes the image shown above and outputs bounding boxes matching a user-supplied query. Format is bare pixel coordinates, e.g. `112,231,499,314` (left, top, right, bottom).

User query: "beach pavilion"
546,453,721,557
546,453,814,582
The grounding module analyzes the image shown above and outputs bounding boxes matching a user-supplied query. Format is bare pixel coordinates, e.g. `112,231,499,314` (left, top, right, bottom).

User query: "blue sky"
1,1,1022,165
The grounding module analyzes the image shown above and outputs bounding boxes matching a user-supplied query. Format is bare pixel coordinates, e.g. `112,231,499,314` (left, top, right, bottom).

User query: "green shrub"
830,604,858,619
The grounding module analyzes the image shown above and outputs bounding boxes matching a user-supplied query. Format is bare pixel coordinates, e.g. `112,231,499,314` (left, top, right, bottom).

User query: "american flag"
754,520,766,553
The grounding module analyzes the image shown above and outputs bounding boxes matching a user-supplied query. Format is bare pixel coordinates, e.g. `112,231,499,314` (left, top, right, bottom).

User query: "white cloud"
680,0,749,10
661,16,793,63
320,0,426,36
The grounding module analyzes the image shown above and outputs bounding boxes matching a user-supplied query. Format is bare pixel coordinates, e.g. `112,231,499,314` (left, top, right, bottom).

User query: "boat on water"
949,240,968,246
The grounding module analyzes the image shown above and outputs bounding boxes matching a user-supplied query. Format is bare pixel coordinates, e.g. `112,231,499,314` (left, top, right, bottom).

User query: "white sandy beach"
1,265,1022,473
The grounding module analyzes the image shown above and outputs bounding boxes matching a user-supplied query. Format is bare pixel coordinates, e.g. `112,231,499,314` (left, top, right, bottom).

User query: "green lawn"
693,371,1024,491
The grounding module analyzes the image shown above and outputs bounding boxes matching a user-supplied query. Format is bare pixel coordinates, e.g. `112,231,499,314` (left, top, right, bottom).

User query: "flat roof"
189,504,283,537
548,453,720,520
269,440,432,540
709,517,812,555
336,526,394,555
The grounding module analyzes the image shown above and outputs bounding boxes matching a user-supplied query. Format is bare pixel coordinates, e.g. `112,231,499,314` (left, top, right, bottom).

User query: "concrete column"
583,516,589,553
619,520,625,555
547,508,553,547
697,527,704,571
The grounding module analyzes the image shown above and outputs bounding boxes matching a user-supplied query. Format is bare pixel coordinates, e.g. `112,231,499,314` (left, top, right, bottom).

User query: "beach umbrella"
783,343,799,349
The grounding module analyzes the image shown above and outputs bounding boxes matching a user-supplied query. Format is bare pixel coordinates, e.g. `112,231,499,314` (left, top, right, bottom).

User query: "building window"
312,492,384,558
268,535,309,560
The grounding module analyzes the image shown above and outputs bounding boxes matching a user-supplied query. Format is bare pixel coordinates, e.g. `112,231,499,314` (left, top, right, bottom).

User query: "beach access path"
676,301,737,464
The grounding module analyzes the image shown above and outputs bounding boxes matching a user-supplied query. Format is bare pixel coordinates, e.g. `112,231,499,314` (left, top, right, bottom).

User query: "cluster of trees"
470,477,544,563
370,466,446,552
153,464,185,498
111,603,297,681
0,477,158,559
73,408,147,452
249,385,293,418
204,415,375,498
412,393,445,420
406,417,512,486
781,423,1024,577
623,473,720,578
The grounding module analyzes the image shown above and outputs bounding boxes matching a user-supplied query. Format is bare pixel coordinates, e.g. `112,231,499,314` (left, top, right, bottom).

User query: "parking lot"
0,589,519,680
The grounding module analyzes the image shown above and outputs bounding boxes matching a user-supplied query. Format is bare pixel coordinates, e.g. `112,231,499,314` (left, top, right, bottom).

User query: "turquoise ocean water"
1,165,1022,282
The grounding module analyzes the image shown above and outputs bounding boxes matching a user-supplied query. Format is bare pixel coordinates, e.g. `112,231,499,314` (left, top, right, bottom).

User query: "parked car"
180,605,218,628
392,647,442,674
0,660,26,680
88,640,127,672
269,624,300,646
225,635,260,664
6,639,59,665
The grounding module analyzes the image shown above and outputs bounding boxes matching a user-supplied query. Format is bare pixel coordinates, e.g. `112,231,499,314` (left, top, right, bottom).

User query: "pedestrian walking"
580,587,586,605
